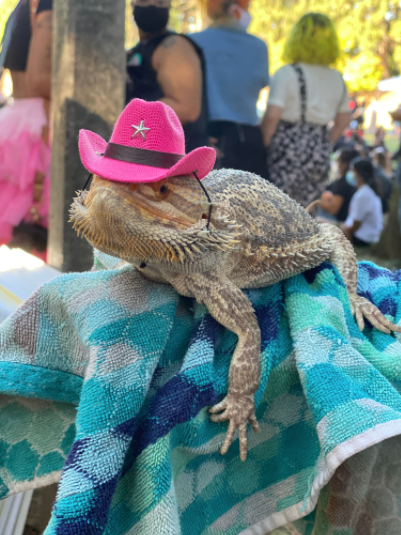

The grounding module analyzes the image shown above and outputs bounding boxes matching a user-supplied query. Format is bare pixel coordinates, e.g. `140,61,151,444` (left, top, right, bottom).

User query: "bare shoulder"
35,10,53,31
154,34,199,65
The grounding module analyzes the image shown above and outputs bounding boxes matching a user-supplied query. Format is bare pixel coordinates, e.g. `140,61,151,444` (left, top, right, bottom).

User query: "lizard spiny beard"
70,190,242,266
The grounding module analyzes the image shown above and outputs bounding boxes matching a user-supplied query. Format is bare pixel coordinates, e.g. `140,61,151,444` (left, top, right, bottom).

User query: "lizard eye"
159,183,168,195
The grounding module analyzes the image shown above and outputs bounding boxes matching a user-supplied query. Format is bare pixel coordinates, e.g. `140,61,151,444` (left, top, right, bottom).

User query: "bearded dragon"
70,169,401,461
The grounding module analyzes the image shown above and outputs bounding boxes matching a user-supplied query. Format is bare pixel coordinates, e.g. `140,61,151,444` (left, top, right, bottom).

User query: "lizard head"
70,174,240,265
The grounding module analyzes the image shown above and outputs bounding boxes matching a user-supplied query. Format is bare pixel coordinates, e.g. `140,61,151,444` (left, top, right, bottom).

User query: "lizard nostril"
201,213,208,219
139,262,146,269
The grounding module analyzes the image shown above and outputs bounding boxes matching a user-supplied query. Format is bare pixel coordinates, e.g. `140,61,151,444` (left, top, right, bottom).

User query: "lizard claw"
209,393,260,461
350,294,401,334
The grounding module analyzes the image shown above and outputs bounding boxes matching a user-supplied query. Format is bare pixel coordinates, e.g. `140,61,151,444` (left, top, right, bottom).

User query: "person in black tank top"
127,0,208,153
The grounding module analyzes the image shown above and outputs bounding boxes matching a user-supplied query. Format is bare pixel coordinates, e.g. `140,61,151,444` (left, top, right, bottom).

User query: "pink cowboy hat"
78,99,216,183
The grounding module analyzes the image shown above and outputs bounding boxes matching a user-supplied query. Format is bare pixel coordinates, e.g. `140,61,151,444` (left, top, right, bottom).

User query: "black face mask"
133,6,169,33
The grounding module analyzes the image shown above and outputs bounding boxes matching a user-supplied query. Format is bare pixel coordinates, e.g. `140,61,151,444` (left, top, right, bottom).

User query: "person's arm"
330,112,351,144
153,35,202,125
320,191,345,216
261,105,283,146
26,9,52,99
260,67,288,146
341,191,365,241
341,220,361,241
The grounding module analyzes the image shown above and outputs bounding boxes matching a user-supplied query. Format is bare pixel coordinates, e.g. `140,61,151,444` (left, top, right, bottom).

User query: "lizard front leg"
171,273,261,461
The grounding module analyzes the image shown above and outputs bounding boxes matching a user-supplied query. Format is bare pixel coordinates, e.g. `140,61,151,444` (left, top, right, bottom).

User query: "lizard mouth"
91,186,194,228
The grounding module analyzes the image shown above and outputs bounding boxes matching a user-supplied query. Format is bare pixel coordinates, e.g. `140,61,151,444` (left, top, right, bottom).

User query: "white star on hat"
131,120,150,140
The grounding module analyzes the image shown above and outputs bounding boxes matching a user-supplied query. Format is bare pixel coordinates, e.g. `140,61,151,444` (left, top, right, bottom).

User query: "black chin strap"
193,171,212,230
82,173,93,191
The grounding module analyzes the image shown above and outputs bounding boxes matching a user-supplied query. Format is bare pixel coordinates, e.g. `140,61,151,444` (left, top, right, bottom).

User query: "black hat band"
103,143,184,169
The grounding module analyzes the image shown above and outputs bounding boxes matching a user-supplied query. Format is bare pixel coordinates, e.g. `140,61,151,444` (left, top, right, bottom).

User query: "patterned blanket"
0,252,400,535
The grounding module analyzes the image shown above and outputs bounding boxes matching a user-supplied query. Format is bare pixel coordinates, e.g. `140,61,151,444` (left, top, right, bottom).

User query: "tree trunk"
48,0,126,272
372,186,401,260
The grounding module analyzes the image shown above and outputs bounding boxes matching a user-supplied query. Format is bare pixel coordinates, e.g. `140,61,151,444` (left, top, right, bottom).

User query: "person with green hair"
261,13,351,207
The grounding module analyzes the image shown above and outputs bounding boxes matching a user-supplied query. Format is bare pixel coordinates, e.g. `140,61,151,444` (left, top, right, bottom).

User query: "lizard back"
204,169,320,250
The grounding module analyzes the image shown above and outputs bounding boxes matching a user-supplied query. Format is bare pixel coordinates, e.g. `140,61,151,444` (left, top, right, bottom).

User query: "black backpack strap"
292,64,307,124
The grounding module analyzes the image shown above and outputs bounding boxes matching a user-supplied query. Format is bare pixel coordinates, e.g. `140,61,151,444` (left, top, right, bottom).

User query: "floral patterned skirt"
268,119,331,208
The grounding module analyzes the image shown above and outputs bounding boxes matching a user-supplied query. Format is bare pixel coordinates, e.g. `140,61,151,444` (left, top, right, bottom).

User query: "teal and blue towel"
0,252,400,534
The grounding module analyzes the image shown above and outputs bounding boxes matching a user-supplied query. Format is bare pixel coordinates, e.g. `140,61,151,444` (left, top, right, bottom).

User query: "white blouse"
345,185,383,244
268,63,350,125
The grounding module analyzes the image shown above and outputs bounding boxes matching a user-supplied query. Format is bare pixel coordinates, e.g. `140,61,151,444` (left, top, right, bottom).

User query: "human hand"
321,191,333,202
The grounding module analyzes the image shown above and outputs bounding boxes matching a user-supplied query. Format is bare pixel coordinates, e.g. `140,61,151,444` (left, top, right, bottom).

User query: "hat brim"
79,130,216,183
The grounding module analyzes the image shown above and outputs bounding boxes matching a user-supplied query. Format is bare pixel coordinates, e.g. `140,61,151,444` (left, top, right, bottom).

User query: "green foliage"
249,0,401,93
0,0,18,42
0,0,188,56
2,0,401,95
125,1,138,50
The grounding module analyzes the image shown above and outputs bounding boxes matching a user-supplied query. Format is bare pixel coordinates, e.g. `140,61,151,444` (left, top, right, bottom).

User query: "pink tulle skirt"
0,98,50,244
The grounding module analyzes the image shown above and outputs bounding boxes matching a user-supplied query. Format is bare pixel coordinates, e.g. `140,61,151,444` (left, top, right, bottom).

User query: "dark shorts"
352,236,371,248
209,121,269,180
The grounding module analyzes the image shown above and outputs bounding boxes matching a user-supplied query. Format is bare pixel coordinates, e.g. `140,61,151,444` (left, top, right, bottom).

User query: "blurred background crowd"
1,3,401,533
1,0,401,263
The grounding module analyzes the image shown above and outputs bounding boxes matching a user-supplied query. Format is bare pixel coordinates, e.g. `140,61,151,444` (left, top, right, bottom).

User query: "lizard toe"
220,421,236,456
351,295,401,334
249,413,261,433
209,399,228,414
210,411,229,423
